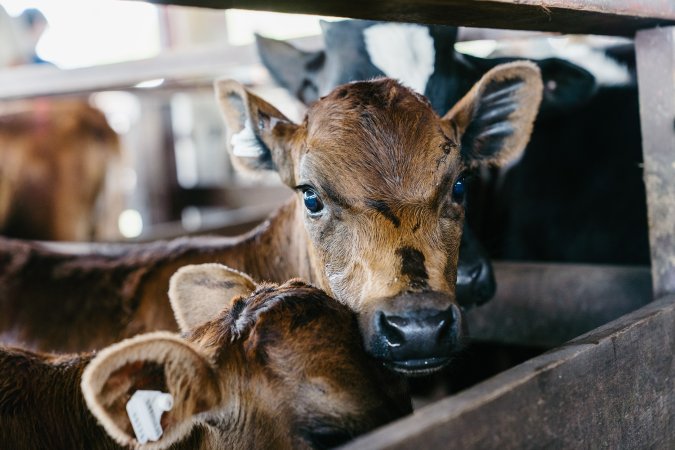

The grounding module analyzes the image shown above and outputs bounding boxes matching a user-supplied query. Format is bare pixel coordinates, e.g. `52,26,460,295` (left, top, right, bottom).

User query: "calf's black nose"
369,302,463,376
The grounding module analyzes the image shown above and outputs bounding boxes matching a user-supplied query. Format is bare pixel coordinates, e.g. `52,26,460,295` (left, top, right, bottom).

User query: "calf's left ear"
444,61,543,168
169,263,257,332
82,332,221,449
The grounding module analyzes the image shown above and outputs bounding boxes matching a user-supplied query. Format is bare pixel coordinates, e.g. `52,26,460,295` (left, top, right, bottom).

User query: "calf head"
257,22,497,308
83,264,410,449
257,20,596,308
216,63,542,375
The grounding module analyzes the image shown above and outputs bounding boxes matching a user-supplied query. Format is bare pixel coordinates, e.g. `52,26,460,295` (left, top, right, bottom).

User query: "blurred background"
0,1,331,241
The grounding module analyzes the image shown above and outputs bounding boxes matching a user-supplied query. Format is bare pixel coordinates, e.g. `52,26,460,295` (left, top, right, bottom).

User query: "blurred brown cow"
0,99,120,241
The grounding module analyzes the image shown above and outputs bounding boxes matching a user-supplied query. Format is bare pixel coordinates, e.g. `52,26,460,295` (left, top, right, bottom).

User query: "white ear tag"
126,390,174,444
231,120,263,158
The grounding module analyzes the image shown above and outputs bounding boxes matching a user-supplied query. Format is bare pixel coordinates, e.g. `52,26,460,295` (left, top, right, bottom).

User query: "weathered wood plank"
134,0,675,36
0,36,321,100
0,44,254,99
468,262,653,347
343,295,675,449
635,26,675,298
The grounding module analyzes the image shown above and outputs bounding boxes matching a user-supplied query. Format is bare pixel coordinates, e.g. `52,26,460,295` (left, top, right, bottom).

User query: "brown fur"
0,66,542,368
0,99,119,241
0,266,410,449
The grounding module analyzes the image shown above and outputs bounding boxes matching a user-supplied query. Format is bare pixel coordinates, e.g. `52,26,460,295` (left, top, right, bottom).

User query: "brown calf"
0,63,541,374
217,63,541,374
0,264,410,449
0,99,119,241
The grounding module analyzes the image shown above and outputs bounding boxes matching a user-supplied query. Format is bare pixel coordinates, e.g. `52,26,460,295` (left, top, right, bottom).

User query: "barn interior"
0,0,672,448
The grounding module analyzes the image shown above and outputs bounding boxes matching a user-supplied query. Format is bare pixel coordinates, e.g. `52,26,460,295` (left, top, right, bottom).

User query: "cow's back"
0,237,181,352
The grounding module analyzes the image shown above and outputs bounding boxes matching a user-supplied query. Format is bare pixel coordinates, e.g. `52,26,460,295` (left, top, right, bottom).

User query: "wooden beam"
135,0,675,36
343,295,675,449
635,26,675,298
468,262,653,347
0,44,255,99
0,36,322,100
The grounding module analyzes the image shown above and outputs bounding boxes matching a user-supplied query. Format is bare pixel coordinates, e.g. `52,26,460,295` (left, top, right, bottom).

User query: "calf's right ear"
215,79,300,186
169,263,257,332
81,332,221,449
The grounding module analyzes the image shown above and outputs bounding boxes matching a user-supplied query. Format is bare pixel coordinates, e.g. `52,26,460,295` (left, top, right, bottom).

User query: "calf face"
216,64,542,375
83,264,410,449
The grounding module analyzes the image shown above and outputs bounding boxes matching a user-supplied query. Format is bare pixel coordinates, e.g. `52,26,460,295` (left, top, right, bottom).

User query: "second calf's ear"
169,263,257,332
444,61,543,168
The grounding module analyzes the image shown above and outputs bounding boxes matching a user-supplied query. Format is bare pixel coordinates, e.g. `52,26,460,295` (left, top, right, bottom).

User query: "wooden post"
635,27,675,298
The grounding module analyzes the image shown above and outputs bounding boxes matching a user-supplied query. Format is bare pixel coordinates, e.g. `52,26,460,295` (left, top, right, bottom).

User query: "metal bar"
635,27,675,298
134,0,675,36
468,262,653,348
343,295,675,449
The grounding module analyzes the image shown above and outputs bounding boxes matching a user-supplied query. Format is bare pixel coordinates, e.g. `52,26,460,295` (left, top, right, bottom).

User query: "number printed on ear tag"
126,390,174,444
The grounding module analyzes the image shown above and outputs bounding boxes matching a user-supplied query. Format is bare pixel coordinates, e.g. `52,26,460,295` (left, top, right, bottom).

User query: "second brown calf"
0,264,410,449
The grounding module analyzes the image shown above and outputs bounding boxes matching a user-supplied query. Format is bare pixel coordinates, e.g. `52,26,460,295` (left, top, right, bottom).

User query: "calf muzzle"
362,292,464,376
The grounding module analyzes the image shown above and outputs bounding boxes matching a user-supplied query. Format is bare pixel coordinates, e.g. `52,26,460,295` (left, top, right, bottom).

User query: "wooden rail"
344,295,675,449
0,44,258,100
0,36,321,100
135,0,675,36
468,262,652,348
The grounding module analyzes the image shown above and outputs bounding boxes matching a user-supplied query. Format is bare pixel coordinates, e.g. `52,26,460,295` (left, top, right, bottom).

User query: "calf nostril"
378,313,405,347
436,317,450,343
434,308,457,344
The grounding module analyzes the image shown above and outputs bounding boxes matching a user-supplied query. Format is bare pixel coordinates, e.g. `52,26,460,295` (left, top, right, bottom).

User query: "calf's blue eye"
303,189,324,214
452,177,466,203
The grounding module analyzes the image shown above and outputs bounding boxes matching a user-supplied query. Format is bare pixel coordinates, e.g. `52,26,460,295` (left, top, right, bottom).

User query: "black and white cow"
257,20,648,266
